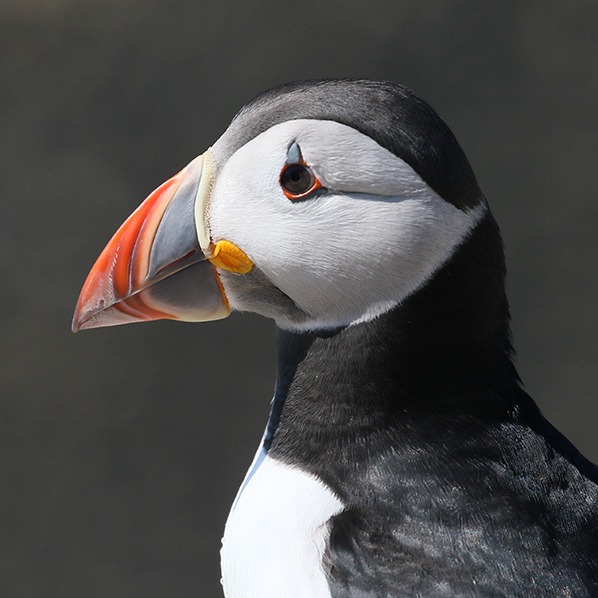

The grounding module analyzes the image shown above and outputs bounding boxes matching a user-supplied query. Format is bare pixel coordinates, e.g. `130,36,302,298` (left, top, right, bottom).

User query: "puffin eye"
280,163,322,200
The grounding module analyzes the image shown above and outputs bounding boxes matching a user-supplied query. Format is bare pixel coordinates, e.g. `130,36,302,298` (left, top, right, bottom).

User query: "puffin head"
72,79,487,333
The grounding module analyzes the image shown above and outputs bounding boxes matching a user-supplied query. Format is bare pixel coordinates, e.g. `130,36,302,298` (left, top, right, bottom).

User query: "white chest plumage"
220,449,344,598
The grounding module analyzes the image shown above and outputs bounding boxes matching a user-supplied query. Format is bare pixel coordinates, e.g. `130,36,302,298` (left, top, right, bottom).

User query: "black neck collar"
265,213,521,468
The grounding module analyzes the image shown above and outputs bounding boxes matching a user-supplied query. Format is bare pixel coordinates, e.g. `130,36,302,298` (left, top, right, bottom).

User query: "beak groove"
72,152,230,332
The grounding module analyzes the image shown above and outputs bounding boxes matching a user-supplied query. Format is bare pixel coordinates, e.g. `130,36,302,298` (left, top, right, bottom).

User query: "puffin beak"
72,151,252,332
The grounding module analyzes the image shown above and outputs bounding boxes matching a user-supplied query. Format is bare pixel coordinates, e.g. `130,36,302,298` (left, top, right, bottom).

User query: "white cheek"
208,120,486,329
262,194,484,327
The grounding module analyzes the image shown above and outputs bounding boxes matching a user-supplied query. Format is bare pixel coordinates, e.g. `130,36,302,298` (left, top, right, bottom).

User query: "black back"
266,213,598,596
220,79,598,595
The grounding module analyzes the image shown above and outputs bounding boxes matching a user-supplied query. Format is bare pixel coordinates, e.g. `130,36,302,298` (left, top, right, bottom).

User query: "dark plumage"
74,79,598,597
218,79,481,208
240,80,598,596
269,214,598,596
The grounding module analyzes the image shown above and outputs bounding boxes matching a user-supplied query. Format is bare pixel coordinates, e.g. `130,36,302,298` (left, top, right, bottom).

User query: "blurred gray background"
1,1,597,596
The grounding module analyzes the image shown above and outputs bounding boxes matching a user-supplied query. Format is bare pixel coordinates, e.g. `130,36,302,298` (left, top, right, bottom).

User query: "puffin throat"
264,213,520,471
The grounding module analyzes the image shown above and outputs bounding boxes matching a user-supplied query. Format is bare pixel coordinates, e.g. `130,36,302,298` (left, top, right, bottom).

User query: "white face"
208,119,485,330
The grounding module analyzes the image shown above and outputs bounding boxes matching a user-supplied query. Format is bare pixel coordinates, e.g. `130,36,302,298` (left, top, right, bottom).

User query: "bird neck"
265,213,522,469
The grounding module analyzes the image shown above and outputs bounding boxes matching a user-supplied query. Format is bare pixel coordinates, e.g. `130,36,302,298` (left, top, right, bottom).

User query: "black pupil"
281,164,313,195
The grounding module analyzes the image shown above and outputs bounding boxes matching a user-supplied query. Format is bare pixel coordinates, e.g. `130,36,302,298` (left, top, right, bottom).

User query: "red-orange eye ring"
280,163,323,200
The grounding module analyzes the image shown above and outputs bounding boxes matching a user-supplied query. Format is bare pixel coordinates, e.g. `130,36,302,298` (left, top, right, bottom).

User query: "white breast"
221,450,344,598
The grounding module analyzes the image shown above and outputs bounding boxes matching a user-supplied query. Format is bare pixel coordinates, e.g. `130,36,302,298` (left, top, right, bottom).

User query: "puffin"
72,79,598,597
